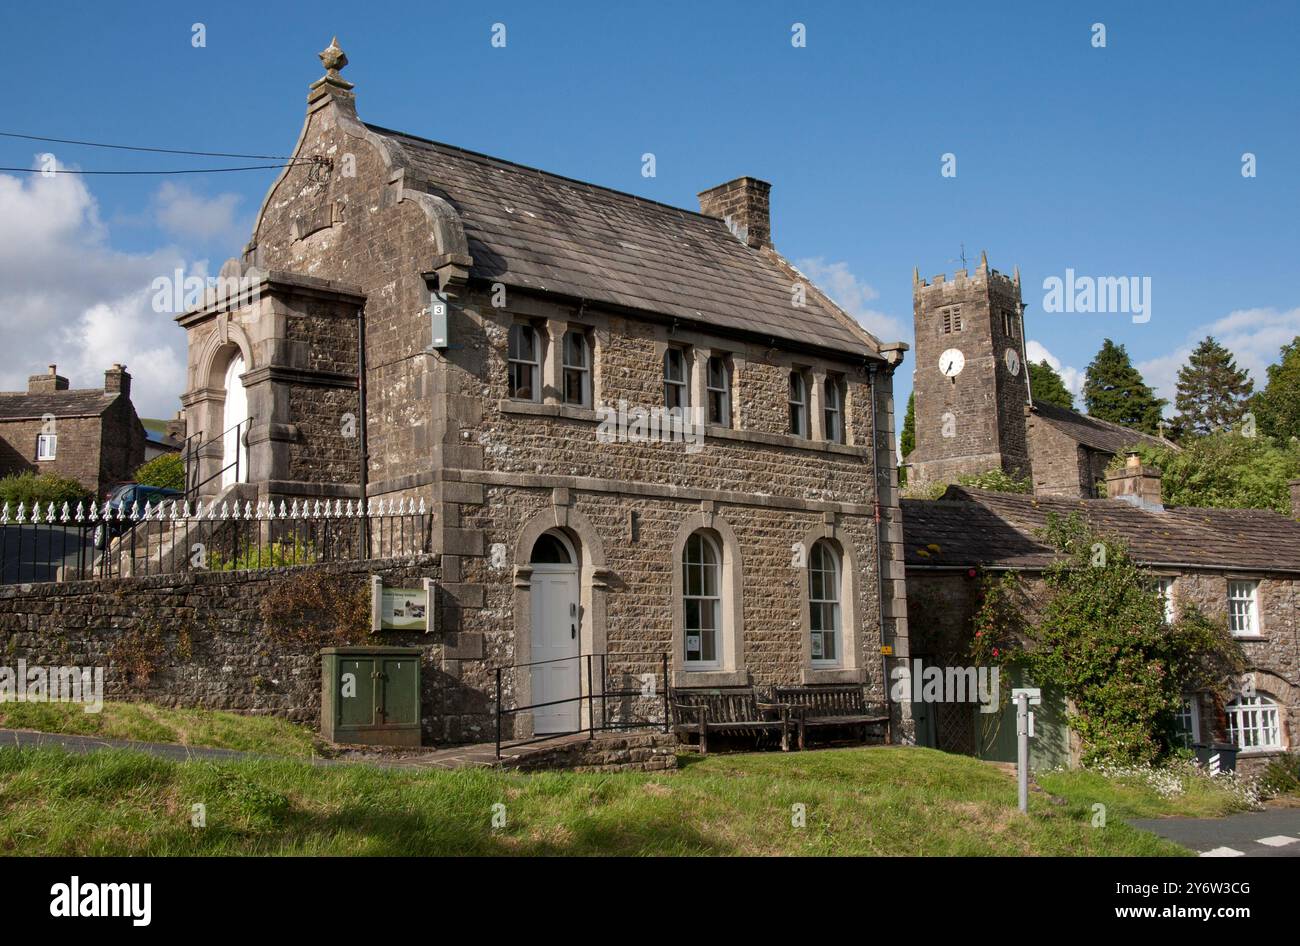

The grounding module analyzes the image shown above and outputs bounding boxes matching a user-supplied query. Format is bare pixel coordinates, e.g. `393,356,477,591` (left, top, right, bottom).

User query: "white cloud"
152,182,245,244
793,257,907,342
0,166,199,418
1137,306,1300,410
1025,339,1084,397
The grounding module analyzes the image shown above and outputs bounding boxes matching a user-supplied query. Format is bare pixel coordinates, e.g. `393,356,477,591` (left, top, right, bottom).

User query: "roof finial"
1013,264,1021,286
320,37,348,78
913,266,920,287
979,249,988,271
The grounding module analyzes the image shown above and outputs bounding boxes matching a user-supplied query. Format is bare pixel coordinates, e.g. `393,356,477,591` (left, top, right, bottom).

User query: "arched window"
530,531,574,565
508,323,540,401
809,540,842,665
682,531,722,668
1226,694,1282,751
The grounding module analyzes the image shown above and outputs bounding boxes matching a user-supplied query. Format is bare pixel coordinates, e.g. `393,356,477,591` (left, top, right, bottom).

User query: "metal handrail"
184,415,253,500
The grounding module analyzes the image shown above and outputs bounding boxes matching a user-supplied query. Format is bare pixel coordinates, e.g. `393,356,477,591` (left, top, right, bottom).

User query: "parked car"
93,483,184,548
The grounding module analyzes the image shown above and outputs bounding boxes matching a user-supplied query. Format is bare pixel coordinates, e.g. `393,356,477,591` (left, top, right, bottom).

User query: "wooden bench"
772,685,891,750
669,687,796,755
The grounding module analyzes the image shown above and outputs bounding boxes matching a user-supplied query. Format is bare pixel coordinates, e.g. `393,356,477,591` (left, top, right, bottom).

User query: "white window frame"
36,433,57,461
1155,577,1176,625
1175,696,1200,749
561,329,591,407
1226,694,1282,751
664,347,689,411
1227,580,1260,637
789,371,808,438
823,377,844,444
706,355,731,427
507,323,540,402
809,541,842,667
682,531,722,670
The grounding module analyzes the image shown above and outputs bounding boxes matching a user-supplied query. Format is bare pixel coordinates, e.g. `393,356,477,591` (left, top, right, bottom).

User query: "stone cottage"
175,39,912,743
0,364,146,498
902,462,1300,772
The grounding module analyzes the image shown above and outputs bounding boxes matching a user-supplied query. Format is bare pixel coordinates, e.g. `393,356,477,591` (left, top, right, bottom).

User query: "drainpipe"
357,304,370,554
867,363,892,728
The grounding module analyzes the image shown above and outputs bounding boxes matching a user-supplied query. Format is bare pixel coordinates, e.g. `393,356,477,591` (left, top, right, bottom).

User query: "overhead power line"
0,130,296,161
0,164,308,175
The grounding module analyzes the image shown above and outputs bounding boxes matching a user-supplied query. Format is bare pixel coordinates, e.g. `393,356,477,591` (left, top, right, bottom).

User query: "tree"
134,453,185,491
1082,339,1167,436
1111,433,1300,515
1173,336,1253,437
1029,359,1074,410
900,391,915,459
1251,335,1300,441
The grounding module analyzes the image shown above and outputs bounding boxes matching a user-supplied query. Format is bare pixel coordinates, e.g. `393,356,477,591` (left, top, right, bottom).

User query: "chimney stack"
104,364,130,398
1105,451,1164,512
27,364,69,394
1289,478,1300,521
698,177,772,249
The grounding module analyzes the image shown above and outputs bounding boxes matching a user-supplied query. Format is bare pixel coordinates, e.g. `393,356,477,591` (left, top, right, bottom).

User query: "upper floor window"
1226,694,1282,751
706,355,731,426
36,434,57,461
1228,580,1260,637
682,531,722,669
809,541,842,665
562,330,591,407
1002,309,1018,338
1155,577,1176,624
823,377,844,444
508,323,540,401
664,347,689,410
789,371,808,438
941,306,963,334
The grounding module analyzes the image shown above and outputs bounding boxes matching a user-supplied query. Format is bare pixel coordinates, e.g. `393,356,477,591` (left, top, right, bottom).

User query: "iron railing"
494,652,670,758
0,497,432,584
183,416,252,502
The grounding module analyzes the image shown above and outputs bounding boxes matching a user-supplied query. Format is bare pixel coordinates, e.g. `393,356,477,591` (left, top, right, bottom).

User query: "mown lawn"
0,701,317,758
0,743,1239,856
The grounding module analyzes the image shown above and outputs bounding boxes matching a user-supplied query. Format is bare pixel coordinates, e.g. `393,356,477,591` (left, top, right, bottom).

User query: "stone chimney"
27,364,69,394
1289,478,1300,520
1105,451,1164,512
104,364,130,398
698,177,772,249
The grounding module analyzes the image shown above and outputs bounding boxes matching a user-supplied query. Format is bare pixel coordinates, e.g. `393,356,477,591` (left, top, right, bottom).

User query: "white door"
530,566,581,734
221,355,248,487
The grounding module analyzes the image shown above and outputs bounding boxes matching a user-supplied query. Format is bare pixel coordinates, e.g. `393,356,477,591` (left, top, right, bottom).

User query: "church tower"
906,253,1032,488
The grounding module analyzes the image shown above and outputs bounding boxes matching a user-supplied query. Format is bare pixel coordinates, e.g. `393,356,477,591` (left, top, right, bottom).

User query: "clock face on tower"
1004,348,1021,376
939,348,965,378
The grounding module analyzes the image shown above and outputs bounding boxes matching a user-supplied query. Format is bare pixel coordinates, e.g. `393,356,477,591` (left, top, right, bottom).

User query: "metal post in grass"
1014,687,1041,814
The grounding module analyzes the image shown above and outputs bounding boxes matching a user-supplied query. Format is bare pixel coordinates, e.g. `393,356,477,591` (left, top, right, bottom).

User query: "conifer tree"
1172,336,1253,437
1029,359,1075,410
1082,339,1167,436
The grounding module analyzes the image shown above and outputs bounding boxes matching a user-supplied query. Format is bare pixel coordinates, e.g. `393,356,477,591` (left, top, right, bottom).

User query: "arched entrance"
221,354,249,487
529,530,581,733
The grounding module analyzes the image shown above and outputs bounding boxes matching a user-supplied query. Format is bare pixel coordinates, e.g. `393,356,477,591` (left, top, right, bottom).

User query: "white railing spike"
279,500,288,518
244,501,254,520
0,504,8,525
75,502,85,523
220,501,229,519
47,502,57,523
16,503,26,524
418,497,427,516
60,502,70,523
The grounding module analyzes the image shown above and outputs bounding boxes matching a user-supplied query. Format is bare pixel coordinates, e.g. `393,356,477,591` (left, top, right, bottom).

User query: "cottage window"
1155,577,1176,624
508,323,540,401
789,371,808,438
36,433,57,461
664,347,689,411
1227,580,1260,637
1174,697,1199,749
823,377,844,444
809,541,842,665
562,330,591,407
706,355,731,426
1226,694,1282,751
682,531,722,669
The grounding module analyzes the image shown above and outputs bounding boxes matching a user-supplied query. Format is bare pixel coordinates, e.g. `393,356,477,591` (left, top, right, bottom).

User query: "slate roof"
902,486,1300,574
369,125,882,358
0,390,120,421
1031,400,1168,454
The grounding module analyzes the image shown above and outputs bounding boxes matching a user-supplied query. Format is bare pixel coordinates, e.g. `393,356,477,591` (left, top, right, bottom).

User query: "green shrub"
1258,754,1300,798
134,452,185,491
957,469,1033,493
208,538,319,572
0,471,92,512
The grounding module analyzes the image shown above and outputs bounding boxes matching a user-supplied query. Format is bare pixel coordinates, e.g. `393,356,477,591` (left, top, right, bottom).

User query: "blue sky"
1,0,1296,420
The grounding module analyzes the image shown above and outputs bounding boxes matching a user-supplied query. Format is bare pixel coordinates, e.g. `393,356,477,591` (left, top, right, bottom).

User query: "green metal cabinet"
321,647,422,747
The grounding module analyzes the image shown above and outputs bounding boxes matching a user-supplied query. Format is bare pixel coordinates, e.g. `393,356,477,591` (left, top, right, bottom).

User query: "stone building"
174,40,912,743
902,461,1300,772
906,257,1168,497
0,364,146,498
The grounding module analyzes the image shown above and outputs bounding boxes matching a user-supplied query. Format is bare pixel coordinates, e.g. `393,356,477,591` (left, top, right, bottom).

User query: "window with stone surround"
36,433,57,461
1175,696,1199,748
1227,694,1282,751
789,370,808,437
682,531,722,669
562,329,591,407
1155,577,1176,624
706,355,731,427
1001,309,1018,338
507,323,540,401
809,540,842,665
941,305,963,334
1227,580,1260,637
823,376,845,444
664,347,689,411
